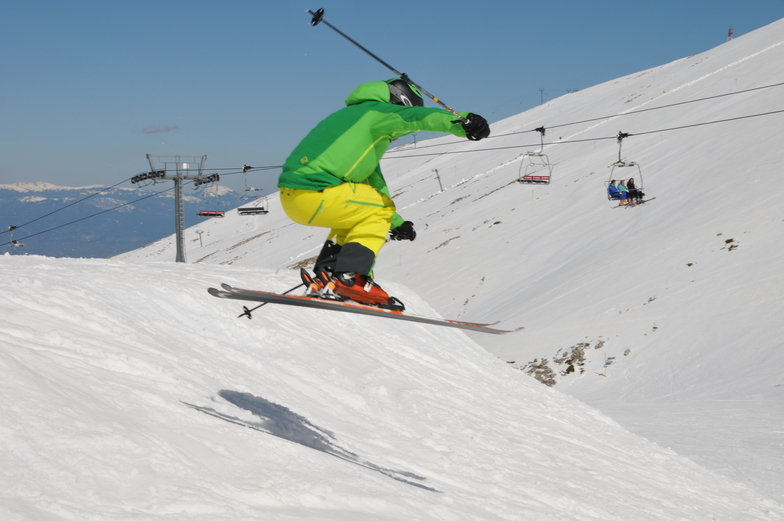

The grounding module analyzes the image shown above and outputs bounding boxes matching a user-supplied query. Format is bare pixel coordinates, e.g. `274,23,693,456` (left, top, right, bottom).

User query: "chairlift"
197,210,225,218
6,227,28,254
606,132,645,204
238,188,269,216
517,127,553,185
238,165,270,216
195,174,227,217
237,206,268,216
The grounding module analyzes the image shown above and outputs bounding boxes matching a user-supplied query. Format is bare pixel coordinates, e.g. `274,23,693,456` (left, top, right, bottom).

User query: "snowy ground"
1,255,781,520
595,400,783,502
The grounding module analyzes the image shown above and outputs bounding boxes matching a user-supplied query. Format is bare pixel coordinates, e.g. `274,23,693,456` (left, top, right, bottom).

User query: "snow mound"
1,255,780,520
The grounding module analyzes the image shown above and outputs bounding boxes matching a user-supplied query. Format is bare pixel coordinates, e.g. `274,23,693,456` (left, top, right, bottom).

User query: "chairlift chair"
197,210,225,218
237,207,268,216
517,127,553,185
238,189,269,216
238,166,270,216
195,175,227,217
606,132,645,203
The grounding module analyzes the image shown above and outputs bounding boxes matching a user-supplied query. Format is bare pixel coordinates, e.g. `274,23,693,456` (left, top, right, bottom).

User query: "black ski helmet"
387,79,424,107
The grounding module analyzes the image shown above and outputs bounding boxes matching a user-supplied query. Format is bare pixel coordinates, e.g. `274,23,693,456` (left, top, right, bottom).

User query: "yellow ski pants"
280,183,396,260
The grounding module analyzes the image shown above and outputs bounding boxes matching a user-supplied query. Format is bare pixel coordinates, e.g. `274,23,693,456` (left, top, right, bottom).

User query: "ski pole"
239,282,305,319
306,8,466,122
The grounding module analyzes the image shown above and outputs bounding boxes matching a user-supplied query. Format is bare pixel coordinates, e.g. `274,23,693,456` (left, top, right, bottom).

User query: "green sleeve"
363,107,471,229
384,107,470,140
389,213,405,230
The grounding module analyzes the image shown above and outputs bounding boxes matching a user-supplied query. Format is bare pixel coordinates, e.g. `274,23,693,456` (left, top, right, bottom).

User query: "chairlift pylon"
517,127,553,185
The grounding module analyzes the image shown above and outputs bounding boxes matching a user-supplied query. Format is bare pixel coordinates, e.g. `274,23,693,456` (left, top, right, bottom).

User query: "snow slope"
1,256,780,520
117,17,784,505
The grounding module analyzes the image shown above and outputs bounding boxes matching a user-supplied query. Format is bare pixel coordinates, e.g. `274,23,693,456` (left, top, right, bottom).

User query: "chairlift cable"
545,80,784,131
2,165,281,243
197,165,282,174
383,107,784,159
385,80,784,152
503,80,784,137
625,108,784,137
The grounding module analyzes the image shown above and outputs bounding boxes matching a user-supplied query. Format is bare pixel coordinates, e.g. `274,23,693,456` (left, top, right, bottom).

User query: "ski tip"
208,287,235,298
487,326,525,335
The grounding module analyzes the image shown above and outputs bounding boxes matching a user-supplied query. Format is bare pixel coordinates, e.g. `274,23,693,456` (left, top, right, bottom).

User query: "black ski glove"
453,113,490,141
389,221,416,241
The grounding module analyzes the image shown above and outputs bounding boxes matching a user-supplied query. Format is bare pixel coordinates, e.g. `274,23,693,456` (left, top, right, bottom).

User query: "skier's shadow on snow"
183,390,438,492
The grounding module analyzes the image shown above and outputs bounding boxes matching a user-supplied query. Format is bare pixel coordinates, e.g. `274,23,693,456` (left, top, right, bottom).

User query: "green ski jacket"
278,80,470,227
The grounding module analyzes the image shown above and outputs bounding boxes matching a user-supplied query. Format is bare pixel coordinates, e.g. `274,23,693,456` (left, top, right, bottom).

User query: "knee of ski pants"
280,184,395,256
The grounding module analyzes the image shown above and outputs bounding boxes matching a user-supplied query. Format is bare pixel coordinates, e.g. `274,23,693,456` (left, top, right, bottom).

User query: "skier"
617,179,630,205
608,180,621,200
608,180,628,205
627,177,645,204
278,78,490,308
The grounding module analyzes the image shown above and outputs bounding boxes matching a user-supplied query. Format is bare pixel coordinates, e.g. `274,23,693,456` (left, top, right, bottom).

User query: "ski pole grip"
308,8,324,26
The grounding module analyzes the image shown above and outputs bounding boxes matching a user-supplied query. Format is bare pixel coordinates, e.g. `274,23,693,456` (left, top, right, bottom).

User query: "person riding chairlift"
617,179,631,205
627,177,644,204
608,180,629,205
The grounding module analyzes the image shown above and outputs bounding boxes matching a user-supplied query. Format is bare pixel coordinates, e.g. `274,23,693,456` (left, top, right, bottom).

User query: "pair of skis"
208,282,522,335
614,196,656,208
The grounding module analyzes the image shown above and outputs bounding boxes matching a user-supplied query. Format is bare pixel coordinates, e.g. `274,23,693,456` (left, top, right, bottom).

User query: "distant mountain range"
0,182,253,258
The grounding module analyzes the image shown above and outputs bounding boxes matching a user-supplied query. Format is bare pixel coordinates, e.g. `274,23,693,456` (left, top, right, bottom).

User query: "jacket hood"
345,80,391,106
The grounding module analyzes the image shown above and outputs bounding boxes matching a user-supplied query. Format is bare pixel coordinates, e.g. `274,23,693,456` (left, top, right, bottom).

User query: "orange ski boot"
331,272,403,310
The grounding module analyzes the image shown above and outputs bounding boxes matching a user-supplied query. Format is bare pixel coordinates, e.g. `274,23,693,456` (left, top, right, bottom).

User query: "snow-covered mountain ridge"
0,181,115,192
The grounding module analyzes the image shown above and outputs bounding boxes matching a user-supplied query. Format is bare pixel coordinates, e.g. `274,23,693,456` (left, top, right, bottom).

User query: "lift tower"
135,154,213,263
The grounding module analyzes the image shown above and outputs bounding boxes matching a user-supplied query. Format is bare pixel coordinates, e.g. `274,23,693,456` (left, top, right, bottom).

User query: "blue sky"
2,0,782,194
